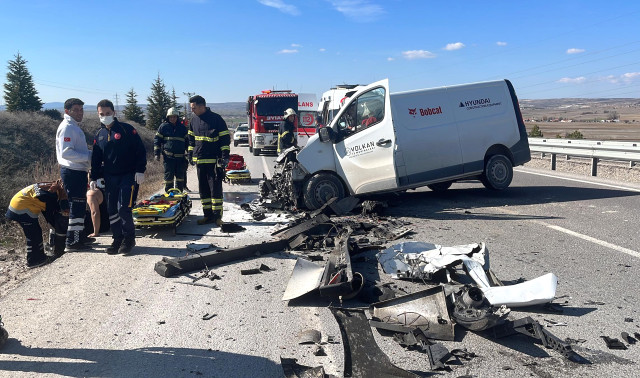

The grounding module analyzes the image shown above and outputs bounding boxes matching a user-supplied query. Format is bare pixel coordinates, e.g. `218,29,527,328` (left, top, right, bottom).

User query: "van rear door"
331,79,398,194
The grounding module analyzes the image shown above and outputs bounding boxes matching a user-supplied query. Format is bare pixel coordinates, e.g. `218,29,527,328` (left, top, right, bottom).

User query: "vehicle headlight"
255,135,264,143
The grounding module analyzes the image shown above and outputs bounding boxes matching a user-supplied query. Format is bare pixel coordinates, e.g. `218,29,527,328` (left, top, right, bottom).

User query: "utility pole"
114,93,119,111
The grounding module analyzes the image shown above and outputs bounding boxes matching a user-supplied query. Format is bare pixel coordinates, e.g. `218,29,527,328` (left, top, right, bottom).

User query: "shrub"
565,130,584,139
528,124,543,137
41,109,62,121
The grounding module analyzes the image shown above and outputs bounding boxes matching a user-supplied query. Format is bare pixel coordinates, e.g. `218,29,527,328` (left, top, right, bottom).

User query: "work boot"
197,216,217,225
27,255,57,269
118,239,136,255
65,241,92,252
106,239,123,255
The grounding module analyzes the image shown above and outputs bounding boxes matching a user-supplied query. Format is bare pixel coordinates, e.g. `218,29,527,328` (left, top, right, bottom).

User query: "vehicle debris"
331,307,419,378
280,357,335,378
297,329,322,345
202,313,217,320
154,239,289,277
450,286,510,332
601,336,627,350
369,286,455,341
621,332,636,344
220,222,246,233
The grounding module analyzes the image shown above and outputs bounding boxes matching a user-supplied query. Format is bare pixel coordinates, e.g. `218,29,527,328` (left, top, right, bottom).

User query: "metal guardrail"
528,138,640,176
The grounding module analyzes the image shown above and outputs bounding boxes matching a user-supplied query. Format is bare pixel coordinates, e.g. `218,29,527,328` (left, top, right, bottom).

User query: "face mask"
100,115,114,125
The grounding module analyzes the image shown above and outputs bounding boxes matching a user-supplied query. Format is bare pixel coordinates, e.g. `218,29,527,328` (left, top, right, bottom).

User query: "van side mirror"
318,127,335,143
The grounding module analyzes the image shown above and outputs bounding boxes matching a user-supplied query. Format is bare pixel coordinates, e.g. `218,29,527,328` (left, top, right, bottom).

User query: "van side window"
337,87,385,139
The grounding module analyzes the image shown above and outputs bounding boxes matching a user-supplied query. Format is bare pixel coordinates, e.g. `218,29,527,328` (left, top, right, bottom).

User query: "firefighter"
278,108,297,154
154,107,189,192
5,180,69,268
188,95,230,225
91,99,147,255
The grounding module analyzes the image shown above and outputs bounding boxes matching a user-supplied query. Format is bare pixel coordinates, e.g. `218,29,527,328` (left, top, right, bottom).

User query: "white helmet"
166,107,180,117
283,108,296,118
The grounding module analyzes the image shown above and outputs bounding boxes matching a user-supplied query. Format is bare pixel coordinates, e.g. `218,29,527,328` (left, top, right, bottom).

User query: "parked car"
233,123,249,146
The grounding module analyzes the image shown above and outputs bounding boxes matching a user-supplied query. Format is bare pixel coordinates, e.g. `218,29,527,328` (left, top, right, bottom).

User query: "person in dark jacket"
91,99,147,255
154,107,189,192
188,95,230,225
5,180,69,268
278,108,297,154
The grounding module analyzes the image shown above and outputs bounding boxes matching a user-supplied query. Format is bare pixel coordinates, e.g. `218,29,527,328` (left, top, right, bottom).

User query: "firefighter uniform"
278,108,297,153
91,118,147,252
154,110,189,192
5,182,69,267
188,108,230,223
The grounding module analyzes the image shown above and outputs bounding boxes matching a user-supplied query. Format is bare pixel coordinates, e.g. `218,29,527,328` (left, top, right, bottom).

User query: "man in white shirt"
55,98,92,250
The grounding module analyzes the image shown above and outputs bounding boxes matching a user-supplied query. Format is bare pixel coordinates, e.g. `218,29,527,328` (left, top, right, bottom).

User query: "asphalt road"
1,143,639,378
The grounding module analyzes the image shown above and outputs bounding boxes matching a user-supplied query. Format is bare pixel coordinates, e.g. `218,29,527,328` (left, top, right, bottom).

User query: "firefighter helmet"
283,108,296,119
166,107,180,117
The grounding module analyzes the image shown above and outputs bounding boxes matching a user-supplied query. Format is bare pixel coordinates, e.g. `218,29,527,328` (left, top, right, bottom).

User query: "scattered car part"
313,345,327,356
331,307,419,378
451,286,510,332
491,317,590,363
601,336,628,350
377,242,488,280
186,243,215,252
220,222,246,233
281,357,335,378
369,286,455,341
241,268,261,275
620,332,636,344
272,214,331,240
202,313,217,320
154,239,289,277
283,228,363,301
297,329,322,345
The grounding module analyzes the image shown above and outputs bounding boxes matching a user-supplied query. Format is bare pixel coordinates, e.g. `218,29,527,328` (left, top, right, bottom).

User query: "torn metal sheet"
377,242,488,280
283,228,363,301
329,196,360,216
601,336,627,350
272,214,331,240
186,243,215,252
464,259,558,308
369,286,455,341
282,258,325,301
331,307,419,378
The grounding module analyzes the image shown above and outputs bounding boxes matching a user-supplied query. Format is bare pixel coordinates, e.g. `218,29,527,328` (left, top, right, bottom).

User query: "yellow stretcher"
226,169,251,184
133,189,192,233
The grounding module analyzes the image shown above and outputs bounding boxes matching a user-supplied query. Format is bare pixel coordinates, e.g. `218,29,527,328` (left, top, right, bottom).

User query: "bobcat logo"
408,108,417,117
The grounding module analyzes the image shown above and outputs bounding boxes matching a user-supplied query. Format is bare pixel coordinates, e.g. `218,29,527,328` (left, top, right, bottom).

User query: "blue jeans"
60,167,87,246
104,172,139,243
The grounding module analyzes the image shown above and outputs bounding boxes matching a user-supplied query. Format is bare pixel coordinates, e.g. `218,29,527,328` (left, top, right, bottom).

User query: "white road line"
261,156,272,179
516,168,640,193
531,219,640,259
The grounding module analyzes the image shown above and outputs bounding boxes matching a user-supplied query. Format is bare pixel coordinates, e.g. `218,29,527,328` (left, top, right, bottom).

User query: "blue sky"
1,0,639,105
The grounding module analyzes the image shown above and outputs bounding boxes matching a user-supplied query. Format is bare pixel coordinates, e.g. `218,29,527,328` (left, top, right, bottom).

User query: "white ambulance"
296,93,318,147
288,79,531,209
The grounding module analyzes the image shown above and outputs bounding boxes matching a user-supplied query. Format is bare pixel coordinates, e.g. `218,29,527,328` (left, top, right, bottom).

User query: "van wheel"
252,148,261,156
481,154,513,190
303,173,345,210
427,181,452,192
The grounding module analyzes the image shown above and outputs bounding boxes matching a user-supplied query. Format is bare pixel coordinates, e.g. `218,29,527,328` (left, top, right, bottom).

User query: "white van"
274,79,531,210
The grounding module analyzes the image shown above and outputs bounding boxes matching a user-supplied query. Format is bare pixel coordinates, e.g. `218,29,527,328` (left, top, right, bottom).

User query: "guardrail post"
591,158,598,176
551,154,556,170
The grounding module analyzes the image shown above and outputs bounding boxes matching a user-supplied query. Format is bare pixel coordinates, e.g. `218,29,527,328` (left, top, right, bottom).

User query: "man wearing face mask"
55,98,92,251
91,99,147,255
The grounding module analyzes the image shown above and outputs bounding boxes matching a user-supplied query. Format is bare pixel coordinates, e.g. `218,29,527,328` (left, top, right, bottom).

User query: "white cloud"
557,77,587,84
291,43,301,48
402,50,436,60
257,0,300,16
319,48,326,52
621,72,640,82
327,0,383,21
496,41,507,46
444,42,465,51
278,49,298,54
567,48,585,54
387,57,394,61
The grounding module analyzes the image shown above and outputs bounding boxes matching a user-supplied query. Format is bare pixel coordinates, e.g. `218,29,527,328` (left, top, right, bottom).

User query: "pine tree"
123,88,146,126
3,52,43,112
170,87,183,114
146,74,172,130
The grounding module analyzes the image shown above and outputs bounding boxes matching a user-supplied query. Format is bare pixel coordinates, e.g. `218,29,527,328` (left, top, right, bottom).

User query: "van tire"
303,173,345,210
481,154,513,190
253,148,261,156
427,182,453,192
